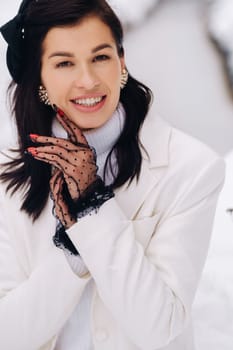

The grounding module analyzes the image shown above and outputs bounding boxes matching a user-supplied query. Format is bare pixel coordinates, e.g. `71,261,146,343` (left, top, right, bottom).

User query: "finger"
30,146,95,171
56,112,88,146
29,145,89,167
55,107,89,146
50,167,61,180
55,112,77,144
33,145,72,163
32,152,74,174
29,135,78,151
33,152,92,185
31,149,86,174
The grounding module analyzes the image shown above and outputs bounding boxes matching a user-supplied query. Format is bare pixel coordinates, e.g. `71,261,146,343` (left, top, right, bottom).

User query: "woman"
0,0,225,349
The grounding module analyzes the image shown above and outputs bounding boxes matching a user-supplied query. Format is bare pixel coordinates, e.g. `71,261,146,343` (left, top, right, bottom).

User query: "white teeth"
74,96,103,106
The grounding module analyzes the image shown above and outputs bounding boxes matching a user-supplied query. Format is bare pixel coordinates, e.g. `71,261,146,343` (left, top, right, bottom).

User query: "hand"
28,107,98,201
27,107,114,233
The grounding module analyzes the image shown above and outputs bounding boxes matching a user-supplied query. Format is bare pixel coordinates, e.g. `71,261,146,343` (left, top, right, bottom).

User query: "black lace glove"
28,106,114,255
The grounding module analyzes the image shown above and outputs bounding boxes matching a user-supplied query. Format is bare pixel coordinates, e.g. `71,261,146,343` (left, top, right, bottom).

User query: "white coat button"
95,329,108,341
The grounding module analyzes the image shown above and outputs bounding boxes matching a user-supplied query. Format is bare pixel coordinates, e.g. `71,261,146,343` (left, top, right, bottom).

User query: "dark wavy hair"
0,0,153,220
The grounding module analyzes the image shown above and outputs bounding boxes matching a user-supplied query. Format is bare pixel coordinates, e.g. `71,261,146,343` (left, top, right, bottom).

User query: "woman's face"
41,15,125,130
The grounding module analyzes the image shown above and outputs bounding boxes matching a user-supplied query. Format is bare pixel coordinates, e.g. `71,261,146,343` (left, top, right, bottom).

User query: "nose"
74,65,100,90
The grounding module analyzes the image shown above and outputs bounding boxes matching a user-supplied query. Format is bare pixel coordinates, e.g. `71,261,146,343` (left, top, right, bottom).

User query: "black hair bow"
0,0,33,83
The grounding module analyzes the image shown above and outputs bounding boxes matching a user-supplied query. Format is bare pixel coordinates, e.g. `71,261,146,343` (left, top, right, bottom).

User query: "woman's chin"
67,114,111,131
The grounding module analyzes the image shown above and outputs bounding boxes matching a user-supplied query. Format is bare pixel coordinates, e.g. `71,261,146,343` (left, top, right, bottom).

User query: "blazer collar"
140,113,171,168
115,114,172,219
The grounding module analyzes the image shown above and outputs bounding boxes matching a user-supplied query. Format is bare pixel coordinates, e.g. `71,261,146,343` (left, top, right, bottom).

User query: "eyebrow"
48,43,113,59
92,43,113,53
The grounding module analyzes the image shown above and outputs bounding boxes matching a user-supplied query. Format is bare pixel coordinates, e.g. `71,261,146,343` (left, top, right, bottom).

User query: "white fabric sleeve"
0,195,90,350
63,249,89,277
67,157,225,350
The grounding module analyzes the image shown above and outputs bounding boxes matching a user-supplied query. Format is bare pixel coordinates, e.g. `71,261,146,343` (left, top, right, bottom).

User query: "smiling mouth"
71,96,106,107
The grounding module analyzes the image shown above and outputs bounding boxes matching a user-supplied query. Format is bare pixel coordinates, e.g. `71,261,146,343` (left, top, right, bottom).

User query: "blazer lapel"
115,114,171,219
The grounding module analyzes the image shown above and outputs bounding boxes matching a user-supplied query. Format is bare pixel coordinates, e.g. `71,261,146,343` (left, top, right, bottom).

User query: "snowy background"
1,0,233,349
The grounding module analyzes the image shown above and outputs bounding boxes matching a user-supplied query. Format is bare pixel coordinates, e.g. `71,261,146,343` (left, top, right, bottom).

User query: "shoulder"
141,112,225,179
140,113,225,207
170,124,224,178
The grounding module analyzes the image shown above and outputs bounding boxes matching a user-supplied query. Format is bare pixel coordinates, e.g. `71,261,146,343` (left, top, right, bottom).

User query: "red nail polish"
27,147,38,156
30,134,39,141
57,108,65,117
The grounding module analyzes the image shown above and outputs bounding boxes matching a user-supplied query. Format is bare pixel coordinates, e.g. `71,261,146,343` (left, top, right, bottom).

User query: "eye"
56,61,74,68
93,54,110,62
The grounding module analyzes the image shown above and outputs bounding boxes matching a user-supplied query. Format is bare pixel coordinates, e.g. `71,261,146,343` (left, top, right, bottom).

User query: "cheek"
103,65,121,91
41,67,64,99
41,63,59,87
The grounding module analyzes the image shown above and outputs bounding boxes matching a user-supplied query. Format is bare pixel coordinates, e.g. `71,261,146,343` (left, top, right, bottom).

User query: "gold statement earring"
38,85,51,106
120,68,128,89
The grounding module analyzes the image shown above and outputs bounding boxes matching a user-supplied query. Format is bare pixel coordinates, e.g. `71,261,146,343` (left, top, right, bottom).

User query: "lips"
71,94,106,105
70,95,107,112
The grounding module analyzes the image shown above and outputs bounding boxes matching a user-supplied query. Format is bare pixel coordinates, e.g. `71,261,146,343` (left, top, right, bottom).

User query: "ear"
120,56,126,71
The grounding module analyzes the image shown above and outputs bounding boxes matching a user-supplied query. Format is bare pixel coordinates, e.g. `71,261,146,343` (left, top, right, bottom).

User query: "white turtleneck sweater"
53,104,125,350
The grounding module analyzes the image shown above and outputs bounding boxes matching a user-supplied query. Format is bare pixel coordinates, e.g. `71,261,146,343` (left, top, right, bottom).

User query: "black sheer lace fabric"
52,177,115,256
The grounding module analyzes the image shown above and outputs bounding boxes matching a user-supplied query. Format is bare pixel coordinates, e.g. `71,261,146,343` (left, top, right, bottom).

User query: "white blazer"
0,114,225,350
